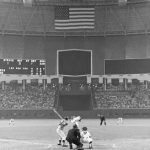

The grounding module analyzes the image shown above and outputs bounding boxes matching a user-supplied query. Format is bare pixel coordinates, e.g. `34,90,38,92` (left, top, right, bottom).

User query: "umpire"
98,114,106,126
66,124,83,150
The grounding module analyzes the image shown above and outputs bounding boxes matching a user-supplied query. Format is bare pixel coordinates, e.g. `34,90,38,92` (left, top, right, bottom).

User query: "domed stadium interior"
0,0,150,150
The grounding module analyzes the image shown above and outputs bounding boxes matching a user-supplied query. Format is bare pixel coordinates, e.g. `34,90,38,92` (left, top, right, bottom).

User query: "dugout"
58,76,93,111
59,95,92,111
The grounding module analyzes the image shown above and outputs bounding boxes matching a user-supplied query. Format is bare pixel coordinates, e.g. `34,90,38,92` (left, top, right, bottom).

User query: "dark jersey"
66,128,81,141
99,115,105,121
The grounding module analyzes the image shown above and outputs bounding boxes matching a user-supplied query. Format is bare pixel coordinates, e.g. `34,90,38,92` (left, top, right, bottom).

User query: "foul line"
0,138,52,147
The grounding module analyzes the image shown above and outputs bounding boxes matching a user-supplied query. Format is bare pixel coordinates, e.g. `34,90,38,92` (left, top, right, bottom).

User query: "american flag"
54,6,95,30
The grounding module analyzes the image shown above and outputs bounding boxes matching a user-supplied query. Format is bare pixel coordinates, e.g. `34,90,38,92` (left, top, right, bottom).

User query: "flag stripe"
55,22,95,26
55,26,95,30
69,8,95,11
70,11,95,15
55,6,95,30
55,19,95,22
69,15,95,18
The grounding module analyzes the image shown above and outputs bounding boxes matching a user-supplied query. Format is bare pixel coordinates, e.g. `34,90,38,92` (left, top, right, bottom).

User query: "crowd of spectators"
95,82,150,109
0,82,56,109
1,79,150,110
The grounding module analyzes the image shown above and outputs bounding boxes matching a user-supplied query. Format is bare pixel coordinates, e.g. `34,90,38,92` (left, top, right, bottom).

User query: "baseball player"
71,116,82,128
56,117,68,147
80,127,93,149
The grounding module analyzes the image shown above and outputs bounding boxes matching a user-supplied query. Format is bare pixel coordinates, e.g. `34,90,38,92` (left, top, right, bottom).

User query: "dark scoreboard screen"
0,59,46,75
58,50,91,76
105,58,150,75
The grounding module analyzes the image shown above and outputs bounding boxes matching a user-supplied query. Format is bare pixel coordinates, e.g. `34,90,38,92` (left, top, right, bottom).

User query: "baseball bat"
53,108,63,119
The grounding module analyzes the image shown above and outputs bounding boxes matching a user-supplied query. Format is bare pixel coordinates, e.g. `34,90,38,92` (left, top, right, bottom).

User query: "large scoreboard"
58,50,92,76
0,59,46,75
105,58,150,75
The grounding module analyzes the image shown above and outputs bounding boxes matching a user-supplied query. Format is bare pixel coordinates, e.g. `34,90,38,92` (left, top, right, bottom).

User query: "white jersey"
81,130,92,143
71,116,81,128
81,131,91,139
56,119,68,141
9,119,15,126
57,119,68,130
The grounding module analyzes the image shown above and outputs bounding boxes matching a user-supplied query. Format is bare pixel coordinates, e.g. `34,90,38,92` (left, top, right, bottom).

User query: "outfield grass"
0,119,149,150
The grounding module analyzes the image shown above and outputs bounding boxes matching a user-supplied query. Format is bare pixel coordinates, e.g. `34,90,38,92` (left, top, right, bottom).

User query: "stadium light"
23,0,33,7
118,0,127,6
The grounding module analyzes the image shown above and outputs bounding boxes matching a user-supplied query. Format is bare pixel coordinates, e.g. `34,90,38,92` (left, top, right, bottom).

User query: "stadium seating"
94,82,150,109
0,80,150,110
0,82,56,109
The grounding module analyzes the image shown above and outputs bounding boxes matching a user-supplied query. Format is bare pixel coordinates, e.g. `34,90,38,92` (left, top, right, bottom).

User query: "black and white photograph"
0,0,149,150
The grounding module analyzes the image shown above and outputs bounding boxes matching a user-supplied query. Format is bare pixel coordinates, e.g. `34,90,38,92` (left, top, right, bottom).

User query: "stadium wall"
0,109,57,119
0,34,149,75
0,109,150,119
59,109,150,119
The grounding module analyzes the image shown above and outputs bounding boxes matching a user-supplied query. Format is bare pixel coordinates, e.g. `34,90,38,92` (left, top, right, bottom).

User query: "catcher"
80,127,93,149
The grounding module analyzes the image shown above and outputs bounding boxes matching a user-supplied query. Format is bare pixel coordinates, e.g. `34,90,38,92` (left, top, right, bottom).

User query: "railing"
1,0,147,6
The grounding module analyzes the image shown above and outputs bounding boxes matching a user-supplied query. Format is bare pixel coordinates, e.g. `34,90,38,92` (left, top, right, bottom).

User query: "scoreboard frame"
57,49,93,77
0,58,46,75
104,58,150,75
